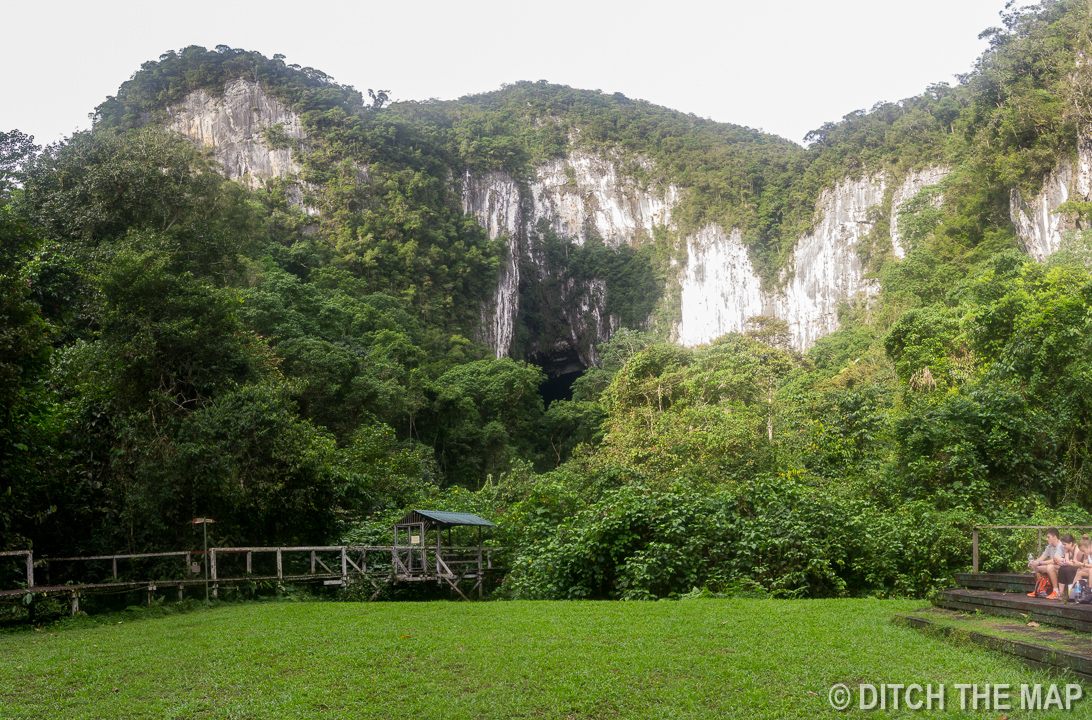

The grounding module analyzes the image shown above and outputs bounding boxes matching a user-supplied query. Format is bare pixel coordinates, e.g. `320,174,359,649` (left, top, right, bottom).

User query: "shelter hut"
392,510,496,599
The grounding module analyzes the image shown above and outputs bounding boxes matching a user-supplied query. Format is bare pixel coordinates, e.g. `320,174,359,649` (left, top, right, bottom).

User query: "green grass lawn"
1,598,1089,719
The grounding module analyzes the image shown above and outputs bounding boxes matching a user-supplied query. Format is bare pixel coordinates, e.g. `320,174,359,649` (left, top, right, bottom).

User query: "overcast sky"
5,0,1010,147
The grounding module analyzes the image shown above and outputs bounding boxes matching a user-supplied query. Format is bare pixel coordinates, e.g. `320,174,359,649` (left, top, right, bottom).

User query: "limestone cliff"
167,79,306,193
461,152,678,364
463,159,957,357
1010,135,1092,261
161,77,1087,363
678,169,950,350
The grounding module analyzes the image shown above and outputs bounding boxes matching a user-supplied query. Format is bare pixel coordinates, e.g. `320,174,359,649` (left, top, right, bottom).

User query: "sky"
4,0,1012,147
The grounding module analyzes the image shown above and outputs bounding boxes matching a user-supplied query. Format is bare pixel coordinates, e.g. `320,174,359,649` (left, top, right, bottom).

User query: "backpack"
1034,576,1052,597
1077,580,1092,604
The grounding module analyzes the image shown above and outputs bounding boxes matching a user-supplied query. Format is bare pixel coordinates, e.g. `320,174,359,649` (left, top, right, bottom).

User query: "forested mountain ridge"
4,0,1092,603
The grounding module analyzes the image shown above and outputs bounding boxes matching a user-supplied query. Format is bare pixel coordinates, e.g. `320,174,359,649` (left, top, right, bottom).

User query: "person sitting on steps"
1027,527,1066,600
1056,533,1083,600
1066,535,1092,596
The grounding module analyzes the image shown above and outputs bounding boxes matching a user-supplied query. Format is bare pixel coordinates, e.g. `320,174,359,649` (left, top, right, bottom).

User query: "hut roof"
396,509,496,528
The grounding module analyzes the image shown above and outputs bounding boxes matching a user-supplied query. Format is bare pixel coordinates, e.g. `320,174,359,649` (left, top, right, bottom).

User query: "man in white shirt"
1028,527,1065,599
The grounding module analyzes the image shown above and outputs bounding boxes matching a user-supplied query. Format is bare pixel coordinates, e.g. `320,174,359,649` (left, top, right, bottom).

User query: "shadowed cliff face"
162,79,1091,360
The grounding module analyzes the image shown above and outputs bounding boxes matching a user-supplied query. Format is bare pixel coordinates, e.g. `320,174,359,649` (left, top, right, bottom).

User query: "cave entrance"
532,347,587,409
540,370,582,408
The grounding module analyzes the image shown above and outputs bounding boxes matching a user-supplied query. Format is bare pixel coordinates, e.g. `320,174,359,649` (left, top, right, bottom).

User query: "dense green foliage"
5,1,1092,604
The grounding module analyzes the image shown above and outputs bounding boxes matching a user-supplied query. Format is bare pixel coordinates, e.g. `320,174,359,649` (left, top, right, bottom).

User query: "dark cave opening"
539,370,583,408
532,346,587,409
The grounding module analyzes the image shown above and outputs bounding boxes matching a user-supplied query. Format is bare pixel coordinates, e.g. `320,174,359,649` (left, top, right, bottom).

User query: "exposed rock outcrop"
676,226,765,346
1009,134,1092,261
462,153,679,361
526,153,677,247
890,166,951,258
167,79,305,190
771,175,886,349
462,171,523,356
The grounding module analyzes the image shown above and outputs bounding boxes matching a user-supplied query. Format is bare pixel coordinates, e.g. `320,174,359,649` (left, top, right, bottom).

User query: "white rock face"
1009,134,1092,261
461,154,679,358
677,167,956,350
462,171,523,356
890,166,951,258
772,176,886,349
1011,163,1074,261
527,152,678,247
468,162,929,355
678,176,884,350
168,79,306,190
676,226,766,345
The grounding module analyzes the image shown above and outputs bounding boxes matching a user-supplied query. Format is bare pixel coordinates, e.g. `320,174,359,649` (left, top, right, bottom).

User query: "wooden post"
477,527,483,599
972,527,979,573
311,551,316,575
178,584,184,602
112,557,117,580
341,547,347,582
25,551,33,589
211,549,219,599
70,591,79,616
246,552,252,575
1039,528,1043,555
276,549,283,580
147,584,155,606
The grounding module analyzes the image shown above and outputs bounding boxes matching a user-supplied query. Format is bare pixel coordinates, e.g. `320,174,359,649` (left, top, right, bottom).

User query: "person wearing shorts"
1028,527,1065,599
1056,533,1083,599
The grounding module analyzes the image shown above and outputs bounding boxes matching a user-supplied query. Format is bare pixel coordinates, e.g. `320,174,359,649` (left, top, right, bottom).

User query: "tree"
0,129,38,201
745,316,802,441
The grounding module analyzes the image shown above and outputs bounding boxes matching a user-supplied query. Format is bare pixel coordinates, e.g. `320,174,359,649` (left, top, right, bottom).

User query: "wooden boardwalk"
1,544,504,613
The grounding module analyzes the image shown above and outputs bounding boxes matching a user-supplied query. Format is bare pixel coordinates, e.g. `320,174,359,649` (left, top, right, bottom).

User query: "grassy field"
1,597,1089,719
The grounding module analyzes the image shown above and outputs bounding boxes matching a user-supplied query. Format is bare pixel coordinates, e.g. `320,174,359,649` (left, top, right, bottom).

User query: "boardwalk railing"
1,544,505,613
971,525,1092,573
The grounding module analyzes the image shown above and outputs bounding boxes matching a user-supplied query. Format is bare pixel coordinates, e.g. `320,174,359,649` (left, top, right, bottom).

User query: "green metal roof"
396,510,496,527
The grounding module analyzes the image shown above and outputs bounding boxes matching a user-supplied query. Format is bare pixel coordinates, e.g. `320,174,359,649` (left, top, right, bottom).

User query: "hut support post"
210,550,218,599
